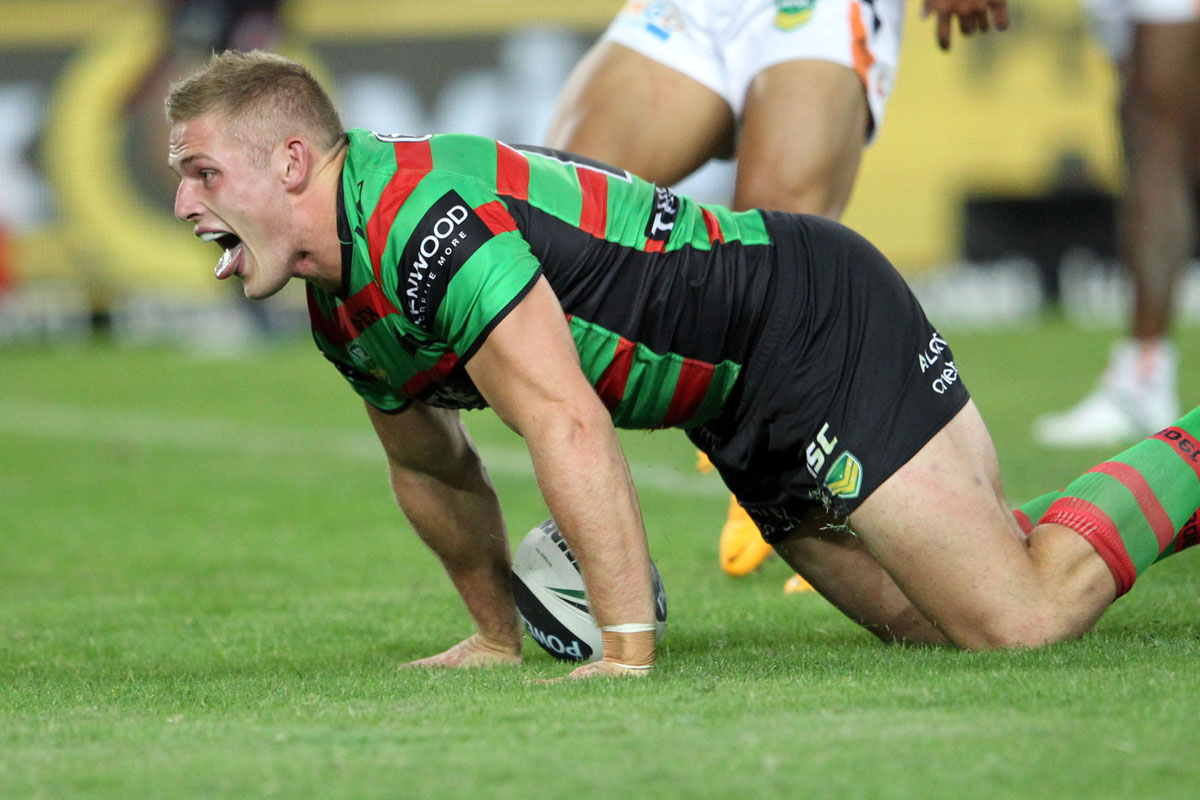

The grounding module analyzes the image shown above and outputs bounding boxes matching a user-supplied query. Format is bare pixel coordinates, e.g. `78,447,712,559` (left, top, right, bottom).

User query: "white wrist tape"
601,623,656,634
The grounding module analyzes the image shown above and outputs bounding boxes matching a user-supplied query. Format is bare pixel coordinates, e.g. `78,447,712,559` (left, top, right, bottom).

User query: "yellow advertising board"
0,0,1119,304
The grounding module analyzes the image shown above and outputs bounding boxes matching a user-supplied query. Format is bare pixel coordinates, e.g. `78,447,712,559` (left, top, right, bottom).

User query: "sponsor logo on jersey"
918,331,959,394
932,361,959,395
918,331,948,373
805,422,840,477
347,342,389,382
824,451,863,499
774,0,816,30
644,186,679,246
805,422,864,500
397,190,492,329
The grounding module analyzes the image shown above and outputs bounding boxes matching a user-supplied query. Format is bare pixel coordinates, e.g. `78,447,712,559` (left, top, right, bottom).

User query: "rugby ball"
511,519,667,662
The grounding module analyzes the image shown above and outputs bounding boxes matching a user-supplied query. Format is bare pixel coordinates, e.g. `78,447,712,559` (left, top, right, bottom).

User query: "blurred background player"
130,0,284,175
125,0,284,340
545,0,1009,590
1033,0,1199,447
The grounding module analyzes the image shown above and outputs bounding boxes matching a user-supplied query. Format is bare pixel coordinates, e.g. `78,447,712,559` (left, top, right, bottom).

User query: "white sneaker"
1033,338,1181,448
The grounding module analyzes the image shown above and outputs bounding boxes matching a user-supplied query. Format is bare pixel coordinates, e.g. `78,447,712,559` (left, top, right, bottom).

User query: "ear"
280,137,309,191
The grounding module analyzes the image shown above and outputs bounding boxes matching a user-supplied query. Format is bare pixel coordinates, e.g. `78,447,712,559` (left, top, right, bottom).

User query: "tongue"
214,243,244,280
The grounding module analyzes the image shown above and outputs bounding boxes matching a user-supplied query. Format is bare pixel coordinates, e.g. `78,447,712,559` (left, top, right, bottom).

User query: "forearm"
388,451,522,652
522,406,655,632
458,277,659,674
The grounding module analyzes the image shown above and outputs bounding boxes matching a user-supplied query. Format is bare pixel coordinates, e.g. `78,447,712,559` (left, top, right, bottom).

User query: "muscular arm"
465,277,657,675
367,401,523,667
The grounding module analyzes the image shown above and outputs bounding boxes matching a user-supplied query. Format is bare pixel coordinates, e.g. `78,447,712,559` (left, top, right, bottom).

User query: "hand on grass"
533,658,653,683
401,634,521,669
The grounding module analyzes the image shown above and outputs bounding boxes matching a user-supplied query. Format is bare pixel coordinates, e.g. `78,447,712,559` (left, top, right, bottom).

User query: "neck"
293,139,348,293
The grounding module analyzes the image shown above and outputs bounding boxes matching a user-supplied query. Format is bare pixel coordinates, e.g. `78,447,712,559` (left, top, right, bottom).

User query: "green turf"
2,317,1198,799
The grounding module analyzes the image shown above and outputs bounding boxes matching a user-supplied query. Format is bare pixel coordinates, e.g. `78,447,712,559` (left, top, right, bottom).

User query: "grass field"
2,317,1199,799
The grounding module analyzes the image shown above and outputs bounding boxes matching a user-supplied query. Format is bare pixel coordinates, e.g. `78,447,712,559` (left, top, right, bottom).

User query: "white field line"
0,398,723,497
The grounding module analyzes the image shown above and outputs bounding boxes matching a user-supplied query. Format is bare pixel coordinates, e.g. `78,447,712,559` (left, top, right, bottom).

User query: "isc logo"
805,422,838,477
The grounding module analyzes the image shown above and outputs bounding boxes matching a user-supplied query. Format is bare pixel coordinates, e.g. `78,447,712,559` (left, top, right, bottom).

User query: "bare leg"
1033,23,1198,448
772,509,949,645
544,42,734,183
733,59,870,216
1120,22,1200,341
851,401,1118,650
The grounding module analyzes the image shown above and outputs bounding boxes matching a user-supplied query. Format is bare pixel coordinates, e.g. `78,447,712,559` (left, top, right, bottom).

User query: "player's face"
168,114,297,299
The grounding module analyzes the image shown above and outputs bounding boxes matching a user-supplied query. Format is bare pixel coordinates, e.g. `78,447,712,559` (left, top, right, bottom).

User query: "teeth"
199,231,228,243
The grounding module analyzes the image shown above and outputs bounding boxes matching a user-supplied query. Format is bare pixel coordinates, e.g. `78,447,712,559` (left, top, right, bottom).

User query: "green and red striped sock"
1030,407,1200,596
1012,491,1061,535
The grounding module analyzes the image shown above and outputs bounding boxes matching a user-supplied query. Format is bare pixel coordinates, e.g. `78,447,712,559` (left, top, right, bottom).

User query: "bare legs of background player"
547,43,871,591
1034,22,1200,448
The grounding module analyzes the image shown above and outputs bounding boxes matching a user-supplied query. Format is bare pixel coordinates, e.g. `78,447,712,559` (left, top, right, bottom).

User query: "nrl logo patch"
824,451,863,499
774,0,816,30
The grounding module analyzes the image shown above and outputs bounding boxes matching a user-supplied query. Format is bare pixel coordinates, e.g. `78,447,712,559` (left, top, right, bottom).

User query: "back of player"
313,129,969,530
310,130,778,429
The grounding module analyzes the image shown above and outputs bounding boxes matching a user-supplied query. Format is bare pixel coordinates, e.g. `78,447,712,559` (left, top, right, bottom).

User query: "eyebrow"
169,152,211,176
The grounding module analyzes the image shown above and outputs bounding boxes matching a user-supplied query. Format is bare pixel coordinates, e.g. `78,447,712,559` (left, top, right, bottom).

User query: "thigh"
1125,22,1200,111
771,507,949,644
545,42,735,186
848,401,1116,648
733,59,869,216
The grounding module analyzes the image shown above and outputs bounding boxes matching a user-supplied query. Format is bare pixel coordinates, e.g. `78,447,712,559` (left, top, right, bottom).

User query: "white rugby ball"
511,519,667,662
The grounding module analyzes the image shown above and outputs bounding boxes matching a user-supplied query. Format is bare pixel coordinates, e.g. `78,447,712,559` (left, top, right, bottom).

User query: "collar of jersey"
334,167,352,299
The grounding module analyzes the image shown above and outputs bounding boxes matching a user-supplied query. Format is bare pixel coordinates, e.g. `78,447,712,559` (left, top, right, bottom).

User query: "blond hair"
165,50,344,163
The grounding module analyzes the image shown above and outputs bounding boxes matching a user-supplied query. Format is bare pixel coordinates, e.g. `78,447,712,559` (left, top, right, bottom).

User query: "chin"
241,263,291,300
242,281,286,301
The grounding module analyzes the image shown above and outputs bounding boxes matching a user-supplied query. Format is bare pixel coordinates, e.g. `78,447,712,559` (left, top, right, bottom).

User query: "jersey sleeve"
391,188,542,365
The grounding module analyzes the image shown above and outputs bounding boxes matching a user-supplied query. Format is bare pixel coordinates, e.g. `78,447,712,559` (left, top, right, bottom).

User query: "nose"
174,180,200,222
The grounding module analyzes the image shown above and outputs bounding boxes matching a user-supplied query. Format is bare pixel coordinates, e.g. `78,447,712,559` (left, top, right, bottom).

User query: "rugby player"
1034,2,1199,448
166,51,1200,680
545,0,1010,585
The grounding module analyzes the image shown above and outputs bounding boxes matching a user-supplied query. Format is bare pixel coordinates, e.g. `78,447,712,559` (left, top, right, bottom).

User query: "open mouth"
200,230,245,280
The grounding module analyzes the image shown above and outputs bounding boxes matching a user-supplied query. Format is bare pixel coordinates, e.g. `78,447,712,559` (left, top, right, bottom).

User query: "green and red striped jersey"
307,129,776,430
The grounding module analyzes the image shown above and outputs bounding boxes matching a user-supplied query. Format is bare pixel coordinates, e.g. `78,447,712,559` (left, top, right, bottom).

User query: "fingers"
569,659,652,679
937,12,953,50
400,634,522,670
531,658,653,684
991,0,1010,31
402,635,654,679
930,0,1010,50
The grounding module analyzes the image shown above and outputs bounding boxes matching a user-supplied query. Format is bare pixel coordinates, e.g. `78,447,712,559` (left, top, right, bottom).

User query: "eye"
199,169,217,184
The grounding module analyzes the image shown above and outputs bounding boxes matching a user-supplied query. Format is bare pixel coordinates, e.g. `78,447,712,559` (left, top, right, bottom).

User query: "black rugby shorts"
687,213,970,541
